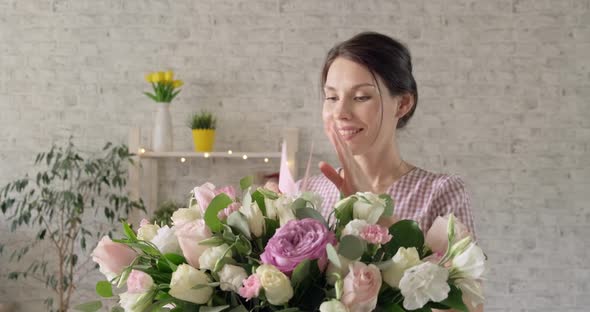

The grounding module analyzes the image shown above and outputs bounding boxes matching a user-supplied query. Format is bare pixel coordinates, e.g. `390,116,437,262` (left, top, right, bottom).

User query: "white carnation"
399,262,450,310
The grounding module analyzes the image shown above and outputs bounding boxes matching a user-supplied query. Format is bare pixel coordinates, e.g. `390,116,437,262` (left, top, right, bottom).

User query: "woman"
304,32,482,311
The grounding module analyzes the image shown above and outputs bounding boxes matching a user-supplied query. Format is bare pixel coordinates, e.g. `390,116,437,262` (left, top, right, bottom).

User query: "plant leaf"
239,176,254,191
326,243,341,268
204,194,233,232
438,285,468,312
73,301,102,312
338,235,366,260
95,280,113,298
383,220,424,258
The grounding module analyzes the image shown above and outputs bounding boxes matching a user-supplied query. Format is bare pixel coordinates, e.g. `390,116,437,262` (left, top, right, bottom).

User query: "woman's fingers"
319,161,343,189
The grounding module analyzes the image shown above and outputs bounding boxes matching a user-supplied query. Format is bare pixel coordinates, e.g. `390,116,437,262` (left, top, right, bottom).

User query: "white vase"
152,102,173,152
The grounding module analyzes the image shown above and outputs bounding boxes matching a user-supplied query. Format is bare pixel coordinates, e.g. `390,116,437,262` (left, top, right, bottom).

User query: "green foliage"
188,111,217,130
151,200,180,226
0,138,145,312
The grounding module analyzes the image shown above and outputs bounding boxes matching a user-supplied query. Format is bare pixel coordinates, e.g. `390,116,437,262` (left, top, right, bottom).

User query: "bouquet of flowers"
144,70,184,103
90,176,486,312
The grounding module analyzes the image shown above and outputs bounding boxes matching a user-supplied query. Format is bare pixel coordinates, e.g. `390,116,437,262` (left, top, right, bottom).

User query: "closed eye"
325,96,338,102
354,96,371,102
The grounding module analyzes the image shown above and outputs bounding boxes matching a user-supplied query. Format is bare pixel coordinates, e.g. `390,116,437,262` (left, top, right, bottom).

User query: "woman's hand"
319,123,373,196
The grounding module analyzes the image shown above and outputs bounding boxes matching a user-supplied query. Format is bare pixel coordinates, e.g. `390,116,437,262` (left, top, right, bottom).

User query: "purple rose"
260,218,336,275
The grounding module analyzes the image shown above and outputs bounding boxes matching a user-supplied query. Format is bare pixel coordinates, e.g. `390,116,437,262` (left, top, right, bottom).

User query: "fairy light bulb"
204,153,210,158
227,150,233,155
264,158,269,163
180,157,186,163
242,155,248,160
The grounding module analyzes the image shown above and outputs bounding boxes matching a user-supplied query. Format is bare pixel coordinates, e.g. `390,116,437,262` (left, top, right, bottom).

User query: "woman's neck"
354,140,410,193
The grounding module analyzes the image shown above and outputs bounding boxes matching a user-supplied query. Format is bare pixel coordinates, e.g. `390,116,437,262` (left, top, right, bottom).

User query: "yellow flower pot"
192,129,215,152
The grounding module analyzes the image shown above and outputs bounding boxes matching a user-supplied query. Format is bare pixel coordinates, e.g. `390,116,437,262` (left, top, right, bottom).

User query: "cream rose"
198,244,231,271
169,264,213,304
256,264,293,305
171,208,200,227
137,219,160,242
218,264,248,292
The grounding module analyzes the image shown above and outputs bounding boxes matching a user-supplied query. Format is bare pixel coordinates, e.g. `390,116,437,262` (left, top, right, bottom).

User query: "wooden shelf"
138,151,281,159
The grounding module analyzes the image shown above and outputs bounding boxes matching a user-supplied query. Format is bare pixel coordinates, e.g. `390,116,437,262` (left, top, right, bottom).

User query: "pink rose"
342,262,381,312
174,219,212,268
425,214,470,254
238,274,261,301
215,185,240,220
126,270,154,293
260,219,336,275
193,182,217,215
92,236,137,281
360,224,392,244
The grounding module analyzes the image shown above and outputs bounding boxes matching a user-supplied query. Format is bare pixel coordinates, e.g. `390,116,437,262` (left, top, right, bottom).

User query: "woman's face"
322,57,400,155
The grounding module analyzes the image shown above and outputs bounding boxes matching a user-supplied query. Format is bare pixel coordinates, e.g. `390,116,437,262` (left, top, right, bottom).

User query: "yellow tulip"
152,72,164,83
145,73,153,83
173,80,184,88
164,71,174,82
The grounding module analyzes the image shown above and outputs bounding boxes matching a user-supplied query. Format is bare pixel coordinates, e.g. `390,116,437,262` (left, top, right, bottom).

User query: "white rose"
151,225,181,254
256,264,293,305
319,300,349,312
264,197,278,220
381,247,422,288
198,244,231,271
352,192,386,224
341,219,369,237
452,243,486,280
300,191,323,211
240,202,265,237
274,195,296,226
399,262,450,310
118,291,153,312
171,208,200,227
137,220,160,242
169,264,213,304
218,264,248,292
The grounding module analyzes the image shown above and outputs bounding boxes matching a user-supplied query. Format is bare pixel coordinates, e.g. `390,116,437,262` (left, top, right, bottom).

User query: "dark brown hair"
321,32,418,129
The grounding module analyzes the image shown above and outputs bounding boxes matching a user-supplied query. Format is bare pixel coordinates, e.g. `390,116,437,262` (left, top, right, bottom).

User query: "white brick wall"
1,0,589,311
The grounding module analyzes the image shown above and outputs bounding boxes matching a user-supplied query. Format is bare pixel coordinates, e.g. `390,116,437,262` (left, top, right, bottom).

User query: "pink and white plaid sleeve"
430,175,476,238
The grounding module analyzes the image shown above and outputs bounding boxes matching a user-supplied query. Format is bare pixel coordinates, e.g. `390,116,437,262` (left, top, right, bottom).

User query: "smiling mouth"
338,128,364,140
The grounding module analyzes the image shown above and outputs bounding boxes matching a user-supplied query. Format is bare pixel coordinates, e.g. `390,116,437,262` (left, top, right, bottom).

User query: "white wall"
1,0,589,311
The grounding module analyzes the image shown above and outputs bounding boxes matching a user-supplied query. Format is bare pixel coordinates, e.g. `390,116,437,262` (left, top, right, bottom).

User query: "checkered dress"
299,167,476,236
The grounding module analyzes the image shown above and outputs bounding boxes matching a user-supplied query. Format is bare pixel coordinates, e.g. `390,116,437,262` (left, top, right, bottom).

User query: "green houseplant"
0,139,145,312
188,111,217,152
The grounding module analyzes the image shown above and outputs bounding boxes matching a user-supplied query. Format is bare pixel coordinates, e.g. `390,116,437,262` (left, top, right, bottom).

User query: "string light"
204,153,210,158
227,150,233,155
264,158,269,163
242,155,248,160
180,157,186,163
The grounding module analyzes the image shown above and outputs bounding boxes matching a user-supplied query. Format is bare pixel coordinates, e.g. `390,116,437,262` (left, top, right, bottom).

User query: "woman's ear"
395,93,415,119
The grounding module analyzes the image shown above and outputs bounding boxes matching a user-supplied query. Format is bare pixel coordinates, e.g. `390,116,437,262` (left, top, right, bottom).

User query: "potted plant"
0,139,144,312
144,70,184,152
188,111,217,152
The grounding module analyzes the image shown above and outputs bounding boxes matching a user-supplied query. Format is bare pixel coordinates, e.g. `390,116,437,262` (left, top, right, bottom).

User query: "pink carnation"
360,224,392,245
238,274,261,301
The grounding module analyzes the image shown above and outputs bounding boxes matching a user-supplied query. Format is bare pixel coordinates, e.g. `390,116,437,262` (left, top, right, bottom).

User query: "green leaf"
251,190,267,217
198,236,226,247
228,305,248,312
96,280,113,298
379,194,394,217
290,259,311,290
234,235,252,255
326,243,341,268
334,197,357,227
239,176,254,190
200,305,229,312
438,285,468,312
383,220,424,258
204,194,233,232
295,207,327,227
111,307,125,312
376,303,405,312
256,187,279,200
292,198,308,210
123,221,137,242
227,211,251,239
338,235,366,260
73,300,102,312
